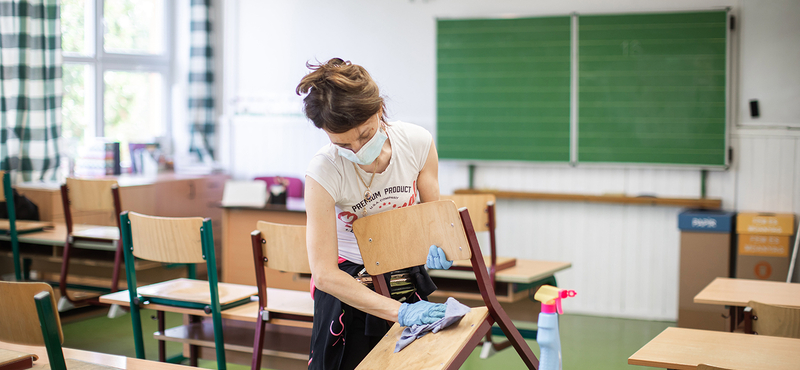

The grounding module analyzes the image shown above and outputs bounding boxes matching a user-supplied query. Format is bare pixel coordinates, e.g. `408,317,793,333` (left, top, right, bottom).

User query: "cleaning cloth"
394,297,471,352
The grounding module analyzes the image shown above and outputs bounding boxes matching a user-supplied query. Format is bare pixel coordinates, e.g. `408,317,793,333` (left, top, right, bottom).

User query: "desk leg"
158,310,166,362
189,315,200,367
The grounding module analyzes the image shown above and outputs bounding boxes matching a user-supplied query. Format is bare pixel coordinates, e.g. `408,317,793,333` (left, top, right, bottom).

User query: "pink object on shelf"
254,176,304,198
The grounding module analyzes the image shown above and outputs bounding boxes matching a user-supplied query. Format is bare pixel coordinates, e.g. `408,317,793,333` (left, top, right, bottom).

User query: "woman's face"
325,113,383,154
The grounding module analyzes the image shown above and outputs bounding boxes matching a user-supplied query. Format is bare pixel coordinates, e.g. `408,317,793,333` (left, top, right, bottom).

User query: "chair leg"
493,308,539,369
130,302,146,359
58,239,74,308
251,312,267,370
448,319,494,370
212,309,227,370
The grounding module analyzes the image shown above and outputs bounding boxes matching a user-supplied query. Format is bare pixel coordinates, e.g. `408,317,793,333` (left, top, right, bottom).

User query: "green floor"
61,307,672,369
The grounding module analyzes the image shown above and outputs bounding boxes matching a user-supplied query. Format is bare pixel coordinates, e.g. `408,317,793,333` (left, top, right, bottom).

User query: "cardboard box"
738,234,791,257
736,255,789,281
677,210,735,331
736,212,795,235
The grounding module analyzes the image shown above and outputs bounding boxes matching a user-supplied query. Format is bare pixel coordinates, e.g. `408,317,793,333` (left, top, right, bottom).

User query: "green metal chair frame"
1,171,23,281
35,290,69,370
120,211,228,370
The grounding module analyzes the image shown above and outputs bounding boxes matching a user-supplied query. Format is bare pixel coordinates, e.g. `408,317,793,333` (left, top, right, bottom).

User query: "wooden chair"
441,194,517,287
0,171,49,281
0,281,119,370
352,200,539,369
743,300,800,338
121,211,257,370
249,221,314,370
57,178,123,312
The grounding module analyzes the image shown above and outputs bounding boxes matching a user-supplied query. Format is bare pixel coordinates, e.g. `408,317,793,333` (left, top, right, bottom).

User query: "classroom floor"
60,307,673,370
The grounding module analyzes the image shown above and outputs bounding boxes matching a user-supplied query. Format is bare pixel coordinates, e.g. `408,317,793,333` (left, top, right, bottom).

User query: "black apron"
307,260,437,370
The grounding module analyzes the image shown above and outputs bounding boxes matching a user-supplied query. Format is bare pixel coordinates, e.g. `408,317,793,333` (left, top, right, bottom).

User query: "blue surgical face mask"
336,126,388,165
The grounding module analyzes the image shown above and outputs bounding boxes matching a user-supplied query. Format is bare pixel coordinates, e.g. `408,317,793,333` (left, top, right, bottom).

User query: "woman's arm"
304,176,402,322
417,140,440,203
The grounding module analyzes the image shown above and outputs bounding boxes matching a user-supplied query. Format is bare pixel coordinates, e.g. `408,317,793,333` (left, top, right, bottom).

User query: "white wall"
222,0,800,320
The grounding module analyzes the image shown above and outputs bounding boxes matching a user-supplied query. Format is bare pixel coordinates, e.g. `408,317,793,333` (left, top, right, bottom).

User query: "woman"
298,58,453,369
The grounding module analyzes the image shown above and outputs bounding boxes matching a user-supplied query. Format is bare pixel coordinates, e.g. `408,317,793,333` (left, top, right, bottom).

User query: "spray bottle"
534,285,577,370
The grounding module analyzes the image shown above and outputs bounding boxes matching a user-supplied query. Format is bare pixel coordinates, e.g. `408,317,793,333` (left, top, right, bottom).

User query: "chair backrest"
128,212,207,263
353,200,472,276
748,300,800,338
63,177,120,227
254,221,311,274
254,176,304,198
0,281,62,345
441,194,495,233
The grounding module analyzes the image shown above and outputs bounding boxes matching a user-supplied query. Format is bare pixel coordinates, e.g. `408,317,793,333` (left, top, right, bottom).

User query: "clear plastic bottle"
534,285,576,370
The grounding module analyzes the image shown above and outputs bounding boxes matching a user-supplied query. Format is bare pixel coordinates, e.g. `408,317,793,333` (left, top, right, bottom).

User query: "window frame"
63,0,174,145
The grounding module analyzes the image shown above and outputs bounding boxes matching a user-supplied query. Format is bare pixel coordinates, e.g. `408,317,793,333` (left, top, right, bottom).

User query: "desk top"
694,277,800,308
0,341,189,370
628,327,800,369
100,286,314,323
428,259,571,284
0,223,116,250
220,197,306,213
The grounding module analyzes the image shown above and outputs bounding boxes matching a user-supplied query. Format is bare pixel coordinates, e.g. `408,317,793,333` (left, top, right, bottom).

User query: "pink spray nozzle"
534,285,577,314
554,289,577,314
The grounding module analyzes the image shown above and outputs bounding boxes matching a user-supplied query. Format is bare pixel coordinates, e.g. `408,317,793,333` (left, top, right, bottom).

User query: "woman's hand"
426,245,453,270
398,300,446,326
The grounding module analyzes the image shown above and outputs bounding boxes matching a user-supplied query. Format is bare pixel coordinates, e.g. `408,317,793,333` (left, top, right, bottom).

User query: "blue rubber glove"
426,245,453,270
397,300,446,327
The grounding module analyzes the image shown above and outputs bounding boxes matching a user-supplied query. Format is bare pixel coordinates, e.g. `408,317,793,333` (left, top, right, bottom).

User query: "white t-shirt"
306,121,433,264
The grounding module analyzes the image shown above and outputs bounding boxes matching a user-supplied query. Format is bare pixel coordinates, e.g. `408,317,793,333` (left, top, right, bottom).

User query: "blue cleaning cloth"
394,297,471,352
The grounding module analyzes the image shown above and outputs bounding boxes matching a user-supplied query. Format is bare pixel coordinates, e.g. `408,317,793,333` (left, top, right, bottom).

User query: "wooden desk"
99,287,313,369
220,201,306,287
694,277,800,308
0,341,191,370
628,327,800,369
694,277,800,331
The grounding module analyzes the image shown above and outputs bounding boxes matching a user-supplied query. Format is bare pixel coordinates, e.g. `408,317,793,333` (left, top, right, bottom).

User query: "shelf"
454,189,721,209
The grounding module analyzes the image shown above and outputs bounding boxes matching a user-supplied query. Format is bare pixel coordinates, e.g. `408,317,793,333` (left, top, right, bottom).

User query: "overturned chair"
352,200,539,369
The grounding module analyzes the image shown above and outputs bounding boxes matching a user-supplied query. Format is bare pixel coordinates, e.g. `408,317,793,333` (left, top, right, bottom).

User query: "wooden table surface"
628,327,800,369
0,223,116,250
100,286,314,325
694,277,800,308
0,341,190,370
428,258,571,284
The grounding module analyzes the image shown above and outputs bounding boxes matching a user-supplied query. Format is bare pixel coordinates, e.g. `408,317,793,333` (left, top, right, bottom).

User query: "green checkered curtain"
188,0,215,161
0,0,61,182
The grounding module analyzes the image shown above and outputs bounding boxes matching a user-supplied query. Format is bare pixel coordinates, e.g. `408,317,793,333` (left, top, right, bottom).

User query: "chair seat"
264,287,314,316
356,306,490,369
42,358,121,370
71,226,120,241
0,219,51,233
137,278,258,306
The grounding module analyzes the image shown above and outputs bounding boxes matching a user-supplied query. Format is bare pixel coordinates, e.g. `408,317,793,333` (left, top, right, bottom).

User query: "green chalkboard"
578,11,728,166
437,16,572,162
436,11,729,167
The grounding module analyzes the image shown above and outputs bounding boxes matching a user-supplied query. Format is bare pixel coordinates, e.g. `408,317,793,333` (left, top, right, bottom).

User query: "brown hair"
296,58,387,133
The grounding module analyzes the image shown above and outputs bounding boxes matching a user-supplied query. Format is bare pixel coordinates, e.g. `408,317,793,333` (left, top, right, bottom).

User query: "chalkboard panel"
437,16,572,162
578,11,728,166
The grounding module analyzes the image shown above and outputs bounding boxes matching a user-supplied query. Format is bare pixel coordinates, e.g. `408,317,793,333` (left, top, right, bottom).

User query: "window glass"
63,63,93,144
104,70,164,159
61,0,92,55
103,0,164,55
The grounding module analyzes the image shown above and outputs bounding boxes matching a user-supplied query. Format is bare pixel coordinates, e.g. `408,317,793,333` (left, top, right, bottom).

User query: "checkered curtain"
188,0,215,161
0,0,61,182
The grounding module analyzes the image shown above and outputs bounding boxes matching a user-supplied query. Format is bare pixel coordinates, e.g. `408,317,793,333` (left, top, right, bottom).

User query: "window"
62,0,172,163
